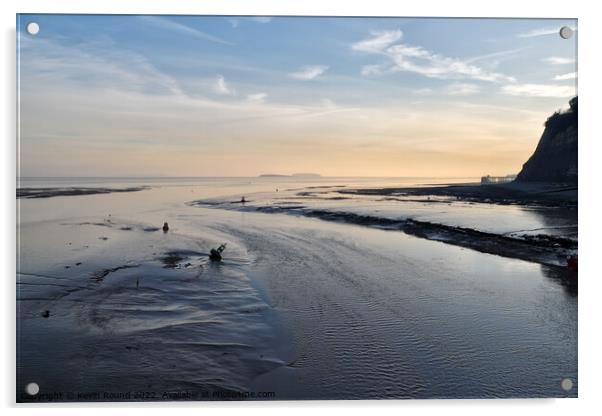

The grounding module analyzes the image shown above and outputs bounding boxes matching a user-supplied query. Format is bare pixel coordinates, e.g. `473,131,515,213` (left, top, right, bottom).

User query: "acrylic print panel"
16,14,578,402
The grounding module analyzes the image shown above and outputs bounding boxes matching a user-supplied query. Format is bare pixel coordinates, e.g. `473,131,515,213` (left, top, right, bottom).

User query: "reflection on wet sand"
17,177,577,401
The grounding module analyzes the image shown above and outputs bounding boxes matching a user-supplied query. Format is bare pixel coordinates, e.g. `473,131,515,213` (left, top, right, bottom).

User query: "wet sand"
195,181,577,267
18,210,294,401
339,181,578,206
17,186,149,199
17,178,578,401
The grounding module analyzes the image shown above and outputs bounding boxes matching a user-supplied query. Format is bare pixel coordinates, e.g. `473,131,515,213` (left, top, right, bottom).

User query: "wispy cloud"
543,56,576,65
139,16,233,45
501,83,575,98
352,30,403,53
247,92,267,103
289,65,329,80
465,48,527,64
19,36,342,126
411,84,480,96
447,83,481,96
360,64,386,77
518,26,576,38
554,72,577,81
214,74,235,95
19,35,183,96
352,30,515,82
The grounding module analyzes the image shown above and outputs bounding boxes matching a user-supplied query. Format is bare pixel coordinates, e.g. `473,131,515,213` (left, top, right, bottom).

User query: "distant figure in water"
136,277,139,289
209,243,227,262
241,196,246,204
162,222,169,233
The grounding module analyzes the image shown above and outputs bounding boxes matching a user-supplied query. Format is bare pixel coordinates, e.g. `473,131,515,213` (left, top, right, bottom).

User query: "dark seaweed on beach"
161,252,185,269
160,250,208,269
90,265,138,283
300,209,577,267
232,201,576,267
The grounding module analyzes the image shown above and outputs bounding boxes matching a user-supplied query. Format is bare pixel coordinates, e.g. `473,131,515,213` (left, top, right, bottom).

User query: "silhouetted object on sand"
162,222,169,233
209,243,227,262
241,196,246,204
516,96,577,183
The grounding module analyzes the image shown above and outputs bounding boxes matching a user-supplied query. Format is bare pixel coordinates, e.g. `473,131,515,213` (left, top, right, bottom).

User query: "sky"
17,15,577,177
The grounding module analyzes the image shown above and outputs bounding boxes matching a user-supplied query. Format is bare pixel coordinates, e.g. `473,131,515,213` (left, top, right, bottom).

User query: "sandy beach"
16,177,577,401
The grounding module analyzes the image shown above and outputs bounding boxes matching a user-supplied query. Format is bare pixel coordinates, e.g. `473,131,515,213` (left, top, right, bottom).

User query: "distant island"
259,173,322,178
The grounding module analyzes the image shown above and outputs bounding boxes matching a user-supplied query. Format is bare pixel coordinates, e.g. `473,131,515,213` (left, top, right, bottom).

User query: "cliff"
516,96,578,183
